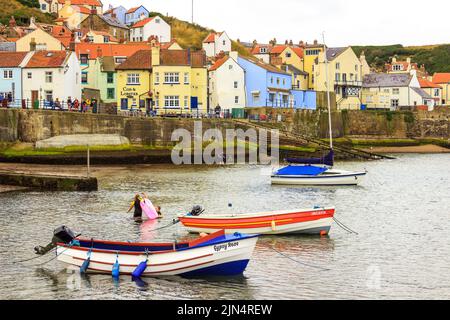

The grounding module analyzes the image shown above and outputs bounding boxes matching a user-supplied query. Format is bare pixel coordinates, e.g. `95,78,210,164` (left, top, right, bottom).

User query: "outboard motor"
189,205,205,217
34,226,77,255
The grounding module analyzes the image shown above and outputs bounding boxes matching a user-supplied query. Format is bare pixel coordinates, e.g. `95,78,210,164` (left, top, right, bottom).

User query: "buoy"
320,230,328,237
112,255,120,278
132,260,148,278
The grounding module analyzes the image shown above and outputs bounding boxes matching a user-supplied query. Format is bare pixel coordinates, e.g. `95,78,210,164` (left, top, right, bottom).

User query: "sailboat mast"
322,32,333,150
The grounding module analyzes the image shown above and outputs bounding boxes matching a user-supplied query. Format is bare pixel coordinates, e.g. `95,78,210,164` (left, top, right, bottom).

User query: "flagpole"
322,32,333,150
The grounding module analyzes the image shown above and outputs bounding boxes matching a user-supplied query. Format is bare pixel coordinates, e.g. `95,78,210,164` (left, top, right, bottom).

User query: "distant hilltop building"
202,32,231,58
386,57,428,78
38,0,104,15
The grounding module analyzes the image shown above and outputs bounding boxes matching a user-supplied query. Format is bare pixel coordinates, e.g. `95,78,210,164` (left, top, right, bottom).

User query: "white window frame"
3,70,13,79
164,95,180,108
45,71,53,83
392,88,400,95
155,72,160,84
184,72,189,84
127,73,140,85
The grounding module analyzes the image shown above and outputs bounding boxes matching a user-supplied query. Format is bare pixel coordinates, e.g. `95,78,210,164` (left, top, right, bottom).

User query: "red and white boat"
179,207,335,236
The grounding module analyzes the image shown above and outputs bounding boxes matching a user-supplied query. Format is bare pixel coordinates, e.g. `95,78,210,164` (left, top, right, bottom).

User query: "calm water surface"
0,154,449,300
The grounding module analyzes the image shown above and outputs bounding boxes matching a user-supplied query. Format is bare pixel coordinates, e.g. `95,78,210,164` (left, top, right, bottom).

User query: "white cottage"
202,32,232,58
129,16,171,43
208,52,246,114
22,51,81,106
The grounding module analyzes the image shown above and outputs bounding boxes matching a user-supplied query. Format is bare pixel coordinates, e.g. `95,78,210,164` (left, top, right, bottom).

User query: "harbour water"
0,153,449,300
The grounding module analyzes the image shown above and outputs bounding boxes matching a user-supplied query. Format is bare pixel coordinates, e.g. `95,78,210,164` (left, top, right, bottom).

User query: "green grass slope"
0,0,55,26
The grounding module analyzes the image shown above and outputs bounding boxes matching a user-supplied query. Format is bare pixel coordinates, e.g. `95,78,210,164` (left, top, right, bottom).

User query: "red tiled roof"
419,78,442,89
73,5,91,14
251,44,272,55
160,40,179,49
159,49,205,68
0,52,29,67
75,43,152,59
115,50,152,70
203,33,216,43
292,47,304,58
57,0,102,6
131,17,155,28
209,56,228,71
25,51,69,68
270,45,287,54
433,73,450,84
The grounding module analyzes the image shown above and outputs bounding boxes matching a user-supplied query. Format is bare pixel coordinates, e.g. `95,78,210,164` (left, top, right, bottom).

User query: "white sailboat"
271,33,367,186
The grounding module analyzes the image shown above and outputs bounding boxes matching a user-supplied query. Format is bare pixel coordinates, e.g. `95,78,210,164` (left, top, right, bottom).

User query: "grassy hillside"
0,0,54,26
150,12,251,56
353,44,450,74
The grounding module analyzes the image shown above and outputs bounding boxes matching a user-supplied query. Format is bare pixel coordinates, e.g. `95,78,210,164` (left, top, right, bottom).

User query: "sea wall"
0,108,449,144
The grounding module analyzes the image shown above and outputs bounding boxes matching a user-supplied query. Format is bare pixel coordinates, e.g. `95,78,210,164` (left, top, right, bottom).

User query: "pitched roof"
115,50,152,70
89,30,119,42
25,51,70,68
127,6,141,14
209,56,229,71
419,78,441,89
131,17,155,28
159,49,206,68
203,33,217,43
57,0,102,6
282,64,308,76
433,73,450,84
326,47,347,61
291,47,304,59
251,44,272,55
411,87,432,99
98,15,129,29
73,5,91,14
239,55,290,75
270,45,287,54
100,56,117,72
363,73,412,88
160,40,180,49
75,43,151,59
0,52,29,67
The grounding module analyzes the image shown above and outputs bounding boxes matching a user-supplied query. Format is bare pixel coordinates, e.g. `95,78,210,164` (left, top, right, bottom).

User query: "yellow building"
116,47,208,115
270,45,304,71
116,50,152,111
82,30,119,44
301,42,325,89
15,27,69,51
314,47,363,110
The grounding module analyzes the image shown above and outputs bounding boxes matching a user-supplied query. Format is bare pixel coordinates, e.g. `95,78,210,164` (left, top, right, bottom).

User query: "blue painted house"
0,51,32,107
104,5,128,25
237,55,316,110
125,6,150,26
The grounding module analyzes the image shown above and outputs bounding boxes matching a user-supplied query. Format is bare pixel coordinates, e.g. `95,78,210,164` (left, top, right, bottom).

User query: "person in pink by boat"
141,193,162,220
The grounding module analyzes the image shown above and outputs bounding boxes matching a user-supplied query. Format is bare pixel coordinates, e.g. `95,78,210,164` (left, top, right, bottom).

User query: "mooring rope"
270,246,331,271
144,219,181,234
333,217,359,235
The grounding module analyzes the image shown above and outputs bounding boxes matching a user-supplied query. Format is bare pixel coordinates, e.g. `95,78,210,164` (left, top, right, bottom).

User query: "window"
434,89,440,97
184,96,189,108
234,81,238,89
87,36,94,42
392,88,400,95
41,4,46,10
235,96,239,104
164,95,180,108
336,62,340,70
335,73,341,82
342,73,347,82
355,65,359,72
282,79,286,86
45,71,53,83
81,72,88,84
104,36,109,43
276,77,280,85
3,70,13,79
366,95,373,103
184,72,189,84
154,98,159,108
164,72,179,84
156,18,161,24
155,73,160,84
107,72,114,84
27,72,32,79
286,52,291,58
260,47,268,54
107,88,115,99
229,65,233,70
80,54,89,65
252,92,260,103
391,99,399,108
269,93,275,102
127,73,140,85
270,76,274,84
115,57,126,64
306,49,320,56
44,90,53,101
393,65,403,71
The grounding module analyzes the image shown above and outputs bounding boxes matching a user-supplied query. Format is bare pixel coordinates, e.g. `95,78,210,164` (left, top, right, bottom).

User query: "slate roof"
239,55,290,75
363,73,412,88
99,15,129,29
411,87,433,99
282,64,308,76
326,47,347,61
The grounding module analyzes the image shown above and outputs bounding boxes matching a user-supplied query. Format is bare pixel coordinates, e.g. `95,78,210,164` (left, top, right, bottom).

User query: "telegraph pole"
191,0,194,24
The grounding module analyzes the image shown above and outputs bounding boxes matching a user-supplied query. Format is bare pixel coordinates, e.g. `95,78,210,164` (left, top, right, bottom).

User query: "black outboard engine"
34,226,77,255
189,205,205,217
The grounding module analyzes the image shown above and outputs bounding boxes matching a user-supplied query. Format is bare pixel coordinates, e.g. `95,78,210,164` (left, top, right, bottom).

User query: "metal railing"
334,80,362,87
265,99,295,108
0,99,100,112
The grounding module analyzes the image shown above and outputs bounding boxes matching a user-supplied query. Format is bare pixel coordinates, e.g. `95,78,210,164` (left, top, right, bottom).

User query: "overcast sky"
103,0,449,47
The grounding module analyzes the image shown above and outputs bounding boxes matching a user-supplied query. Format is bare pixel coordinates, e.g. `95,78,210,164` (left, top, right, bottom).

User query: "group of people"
128,193,163,222
66,97,98,113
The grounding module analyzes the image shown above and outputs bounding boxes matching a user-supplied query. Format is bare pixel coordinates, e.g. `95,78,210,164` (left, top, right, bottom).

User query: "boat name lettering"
214,242,239,252
312,210,327,216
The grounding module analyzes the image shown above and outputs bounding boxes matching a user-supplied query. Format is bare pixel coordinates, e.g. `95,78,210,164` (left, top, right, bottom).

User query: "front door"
31,90,39,109
120,98,128,110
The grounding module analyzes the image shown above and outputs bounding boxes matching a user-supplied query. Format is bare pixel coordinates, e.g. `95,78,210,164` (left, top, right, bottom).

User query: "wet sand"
362,144,450,154
0,185,29,193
